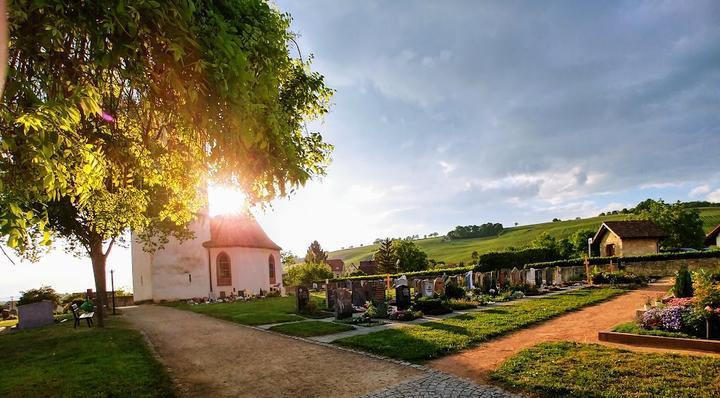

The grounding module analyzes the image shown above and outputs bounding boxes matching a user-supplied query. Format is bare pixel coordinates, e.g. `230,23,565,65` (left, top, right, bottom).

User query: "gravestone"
545,268,554,285
473,271,483,291
490,271,498,292
465,271,474,290
526,268,536,286
296,286,310,313
17,300,54,330
325,282,336,311
1,309,9,320
433,277,445,296
422,279,434,297
413,279,422,295
498,270,507,290
334,288,353,319
482,272,492,292
396,285,411,310
535,269,544,287
371,281,386,302
395,275,408,287
560,267,574,283
351,281,366,307
510,267,521,285
554,267,563,285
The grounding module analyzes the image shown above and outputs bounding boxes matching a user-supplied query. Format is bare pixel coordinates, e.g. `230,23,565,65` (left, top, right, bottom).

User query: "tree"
570,228,596,257
471,250,480,263
633,199,705,248
2,1,332,326
18,286,60,306
284,262,333,286
531,232,558,251
304,240,328,264
280,250,297,269
393,239,429,272
374,238,397,274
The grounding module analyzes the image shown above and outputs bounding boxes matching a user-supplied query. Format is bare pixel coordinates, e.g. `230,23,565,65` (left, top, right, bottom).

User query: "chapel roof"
202,214,281,250
327,259,345,273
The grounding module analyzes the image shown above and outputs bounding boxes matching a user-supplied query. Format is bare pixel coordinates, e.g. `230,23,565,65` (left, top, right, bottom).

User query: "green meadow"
329,207,720,265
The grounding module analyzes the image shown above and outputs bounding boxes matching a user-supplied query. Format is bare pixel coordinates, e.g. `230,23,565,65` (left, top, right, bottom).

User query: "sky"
2,0,720,299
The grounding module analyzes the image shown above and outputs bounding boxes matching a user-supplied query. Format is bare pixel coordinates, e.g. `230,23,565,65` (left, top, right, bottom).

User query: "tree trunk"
90,241,108,328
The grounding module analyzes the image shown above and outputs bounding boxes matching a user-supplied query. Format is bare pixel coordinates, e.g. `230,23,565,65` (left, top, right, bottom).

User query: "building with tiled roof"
326,259,345,277
591,220,667,257
132,211,281,303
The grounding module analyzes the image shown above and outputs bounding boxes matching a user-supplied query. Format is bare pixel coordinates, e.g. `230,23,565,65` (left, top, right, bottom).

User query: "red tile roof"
593,220,667,244
705,224,720,246
202,214,281,250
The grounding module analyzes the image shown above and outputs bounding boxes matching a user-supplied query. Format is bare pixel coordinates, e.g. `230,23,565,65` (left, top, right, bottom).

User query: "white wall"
131,213,213,302
209,247,282,297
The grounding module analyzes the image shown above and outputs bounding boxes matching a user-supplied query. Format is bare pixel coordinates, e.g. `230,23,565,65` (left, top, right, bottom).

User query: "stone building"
132,212,282,303
705,224,720,247
591,220,667,257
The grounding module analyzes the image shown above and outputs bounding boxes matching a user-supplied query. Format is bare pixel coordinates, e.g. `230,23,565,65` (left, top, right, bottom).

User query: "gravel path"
361,372,521,398
124,305,423,397
429,280,719,383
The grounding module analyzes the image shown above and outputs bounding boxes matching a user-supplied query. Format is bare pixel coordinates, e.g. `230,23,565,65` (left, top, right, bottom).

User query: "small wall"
17,300,54,330
623,256,720,277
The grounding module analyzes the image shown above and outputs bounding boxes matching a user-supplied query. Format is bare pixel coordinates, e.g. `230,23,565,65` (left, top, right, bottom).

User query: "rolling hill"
328,207,720,266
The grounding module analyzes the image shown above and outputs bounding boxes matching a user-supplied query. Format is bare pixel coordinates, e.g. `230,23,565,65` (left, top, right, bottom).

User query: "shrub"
388,309,423,321
285,262,333,286
592,271,647,285
476,247,561,272
692,270,720,308
266,290,281,298
674,266,693,298
365,301,388,319
444,282,466,299
413,297,452,315
18,286,60,306
447,298,479,310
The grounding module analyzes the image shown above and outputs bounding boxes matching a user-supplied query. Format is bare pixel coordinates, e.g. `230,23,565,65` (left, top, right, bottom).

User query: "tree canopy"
633,199,705,249
304,240,328,264
373,238,396,274
2,0,333,325
446,223,503,240
393,239,429,272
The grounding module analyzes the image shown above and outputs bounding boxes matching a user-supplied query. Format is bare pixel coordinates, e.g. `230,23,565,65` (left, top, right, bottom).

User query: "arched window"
268,254,276,284
217,252,232,286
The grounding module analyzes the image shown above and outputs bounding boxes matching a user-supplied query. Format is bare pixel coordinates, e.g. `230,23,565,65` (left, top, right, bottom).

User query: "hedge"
524,249,720,269
324,265,475,283
475,247,561,272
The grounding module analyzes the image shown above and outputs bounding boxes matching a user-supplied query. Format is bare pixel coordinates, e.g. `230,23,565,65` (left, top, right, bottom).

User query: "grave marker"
334,288,353,319
296,286,310,313
396,285,411,310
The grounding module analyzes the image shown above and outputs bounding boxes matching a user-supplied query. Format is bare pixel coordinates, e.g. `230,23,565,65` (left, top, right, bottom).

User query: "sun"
208,184,249,216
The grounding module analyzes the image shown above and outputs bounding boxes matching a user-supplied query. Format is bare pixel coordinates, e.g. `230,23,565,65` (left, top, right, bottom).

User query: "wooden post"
584,257,591,284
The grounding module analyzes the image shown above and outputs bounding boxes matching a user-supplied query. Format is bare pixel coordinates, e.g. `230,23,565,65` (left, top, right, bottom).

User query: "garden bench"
70,303,94,328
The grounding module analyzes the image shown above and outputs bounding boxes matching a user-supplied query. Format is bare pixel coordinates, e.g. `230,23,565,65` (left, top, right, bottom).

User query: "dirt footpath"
124,305,422,398
429,281,719,383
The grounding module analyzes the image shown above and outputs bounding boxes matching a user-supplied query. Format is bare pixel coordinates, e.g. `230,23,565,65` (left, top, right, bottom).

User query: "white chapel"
131,210,282,303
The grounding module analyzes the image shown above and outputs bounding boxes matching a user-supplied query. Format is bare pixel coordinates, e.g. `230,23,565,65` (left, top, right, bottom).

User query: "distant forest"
446,223,504,240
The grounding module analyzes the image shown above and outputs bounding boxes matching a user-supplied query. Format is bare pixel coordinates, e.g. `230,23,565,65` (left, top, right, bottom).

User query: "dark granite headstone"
351,281,366,307
396,285,411,310
372,282,386,302
296,286,309,312
334,288,353,319
325,283,336,311
535,269,544,286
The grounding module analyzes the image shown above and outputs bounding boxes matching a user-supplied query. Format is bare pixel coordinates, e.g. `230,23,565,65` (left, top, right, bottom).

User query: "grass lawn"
492,341,720,398
164,295,330,326
330,207,720,264
0,317,174,398
269,320,354,337
612,321,696,339
336,288,624,362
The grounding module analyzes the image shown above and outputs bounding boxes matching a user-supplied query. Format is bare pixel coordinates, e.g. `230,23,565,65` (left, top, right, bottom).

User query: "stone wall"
623,256,720,277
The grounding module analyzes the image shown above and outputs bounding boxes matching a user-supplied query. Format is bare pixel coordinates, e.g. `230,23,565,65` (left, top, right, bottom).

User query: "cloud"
708,189,720,203
690,184,711,197
438,161,456,175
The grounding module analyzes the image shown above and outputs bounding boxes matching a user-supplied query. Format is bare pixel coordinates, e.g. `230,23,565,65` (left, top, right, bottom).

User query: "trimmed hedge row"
476,247,561,272
524,249,720,269
325,265,474,283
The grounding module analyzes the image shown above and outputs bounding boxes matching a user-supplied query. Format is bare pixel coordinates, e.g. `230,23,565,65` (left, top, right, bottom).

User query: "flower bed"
614,267,720,340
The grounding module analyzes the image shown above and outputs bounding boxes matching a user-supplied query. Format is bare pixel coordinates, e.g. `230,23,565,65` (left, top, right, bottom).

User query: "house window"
217,252,232,286
268,254,276,284
605,244,615,257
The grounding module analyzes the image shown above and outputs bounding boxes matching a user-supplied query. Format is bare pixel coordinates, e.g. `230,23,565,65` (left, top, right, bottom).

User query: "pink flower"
101,111,115,122
706,306,713,312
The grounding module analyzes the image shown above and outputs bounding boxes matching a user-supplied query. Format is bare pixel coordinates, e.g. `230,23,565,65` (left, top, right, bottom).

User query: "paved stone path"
124,304,518,397
361,372,521,398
